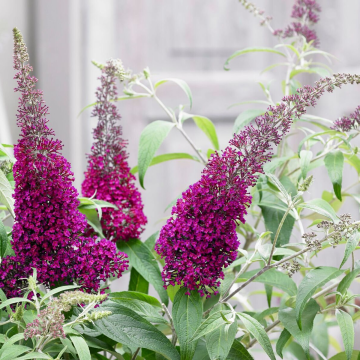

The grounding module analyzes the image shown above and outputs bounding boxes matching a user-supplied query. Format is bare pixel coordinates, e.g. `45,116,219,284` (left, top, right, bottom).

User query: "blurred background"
1,1,360,357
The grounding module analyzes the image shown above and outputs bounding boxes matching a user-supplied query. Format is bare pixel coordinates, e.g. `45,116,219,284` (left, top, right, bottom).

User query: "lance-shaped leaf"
191,310,233,341
237,312,276,360
298,198,339,223
295,267,343,329
0,169,14,218
336,310,354,360
233,109,265,134
276,329,291,359
154,78,193,108
131,153,199,174
172,288,203,360
324,150,344,201
224,47,286,70
205,321,237,360
95,303,179,360
339,231,360,269
279,299,320,357
117,239,168,305
138,120,175,188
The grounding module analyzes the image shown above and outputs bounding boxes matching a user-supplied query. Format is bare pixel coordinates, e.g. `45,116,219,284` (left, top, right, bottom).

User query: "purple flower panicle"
273,0,321,46
0,28,128,297
82,60,147,242
332,106,360,132
156,73,360,297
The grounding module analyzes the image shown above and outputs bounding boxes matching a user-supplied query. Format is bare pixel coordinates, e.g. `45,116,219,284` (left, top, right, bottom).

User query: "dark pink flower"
0,29,128,297
82,60,147,242
156,73,360,297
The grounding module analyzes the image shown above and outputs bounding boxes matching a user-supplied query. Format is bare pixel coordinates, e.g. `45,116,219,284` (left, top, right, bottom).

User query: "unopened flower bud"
85,310,112,322
298,175,313,192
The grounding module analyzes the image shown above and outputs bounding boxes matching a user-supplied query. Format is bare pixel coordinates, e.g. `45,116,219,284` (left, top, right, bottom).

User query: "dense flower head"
156,72,360,297
82,60,147,242
0,28,128,297
331,106,360,132
273,0,321,46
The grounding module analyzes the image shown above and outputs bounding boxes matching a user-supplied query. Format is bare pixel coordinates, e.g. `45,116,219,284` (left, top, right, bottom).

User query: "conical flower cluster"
273,0,321,46
82,60,147,242
0,29,128,297
156,73,360,297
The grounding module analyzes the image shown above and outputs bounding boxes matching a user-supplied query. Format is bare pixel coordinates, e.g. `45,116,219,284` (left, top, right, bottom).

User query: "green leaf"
117,239,168,305
336,310,354,360
138,121,175,188
237,312,276,360
290,67,330,79
144,231,159,251
191,310,233,341
339,231,360,269
227,339,254,360
279,299,320,357
0,220,8,258
108,299,166,324
282,342,308,360
0,346,31,360
12,353,51,360
237,268,297,296
265,284,273,307
276,44,301,58
336,268,360,304
260,177,296,247
224,47,286,70
261,62,289,75
131,153,199,174
69,335,91,360
191,115,219,150
219,272,235,298
78,208,104,238
233,109,264,134
172,288,203,360
0,169,14,218
276,329,291,359
95,303,179,360
299,150,313,179
298,198,339,223
295,267,343,329
154,78,192,108
129,267,149,294
40,284,79,305
328,351,360,360
344,154,360,175
311,315,329,358
324,150,344,201
192,339,211,360
0,333,25,357
0,298,33,311
297,130,338,154
205,321,237,360
108,291,162,308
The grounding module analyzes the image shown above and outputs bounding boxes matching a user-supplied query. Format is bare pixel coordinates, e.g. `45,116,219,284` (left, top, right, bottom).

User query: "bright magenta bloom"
156,73,360,296
0,29,128,297
82,60,147,242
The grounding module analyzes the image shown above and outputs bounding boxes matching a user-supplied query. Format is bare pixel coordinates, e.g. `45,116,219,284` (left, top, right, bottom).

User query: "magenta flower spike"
0,29,128,297
156,73,360,297
82,60,147,243
273,0,321,46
